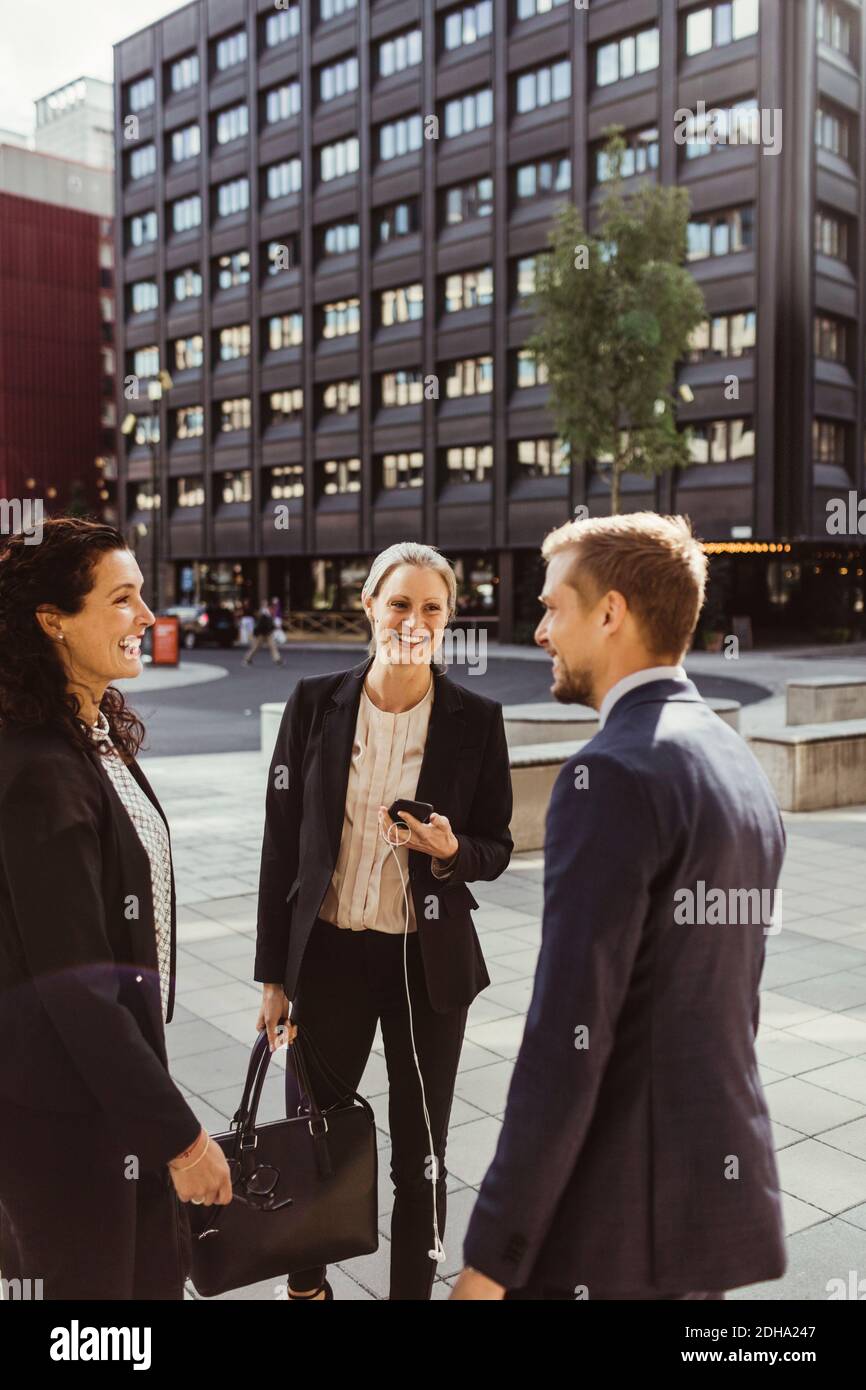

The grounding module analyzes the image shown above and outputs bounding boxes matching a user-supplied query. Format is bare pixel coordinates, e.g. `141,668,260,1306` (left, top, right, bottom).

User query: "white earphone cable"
379,815,446,1266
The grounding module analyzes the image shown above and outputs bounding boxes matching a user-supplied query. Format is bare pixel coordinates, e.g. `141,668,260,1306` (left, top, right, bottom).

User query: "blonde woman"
255,543,513,1300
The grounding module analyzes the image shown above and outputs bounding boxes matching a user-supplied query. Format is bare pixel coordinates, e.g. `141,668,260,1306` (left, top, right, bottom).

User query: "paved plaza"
148,740,866,1302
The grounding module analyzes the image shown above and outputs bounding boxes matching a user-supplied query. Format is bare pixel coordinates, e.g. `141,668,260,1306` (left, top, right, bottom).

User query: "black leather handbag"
187,1027,379,1297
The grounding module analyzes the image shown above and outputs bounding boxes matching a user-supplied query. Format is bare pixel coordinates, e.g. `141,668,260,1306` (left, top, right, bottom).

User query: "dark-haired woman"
0,518,231,1300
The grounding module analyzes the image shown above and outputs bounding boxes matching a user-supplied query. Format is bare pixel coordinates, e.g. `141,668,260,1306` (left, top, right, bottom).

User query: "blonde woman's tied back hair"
361,542,458,665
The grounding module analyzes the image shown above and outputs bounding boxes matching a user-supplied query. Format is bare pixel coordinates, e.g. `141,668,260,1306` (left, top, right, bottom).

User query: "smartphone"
387,798,434,829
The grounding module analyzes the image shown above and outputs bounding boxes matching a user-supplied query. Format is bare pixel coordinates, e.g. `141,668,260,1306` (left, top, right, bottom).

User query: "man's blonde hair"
541,512,708,658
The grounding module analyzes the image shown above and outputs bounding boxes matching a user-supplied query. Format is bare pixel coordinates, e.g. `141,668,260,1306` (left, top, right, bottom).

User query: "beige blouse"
319,674,456,934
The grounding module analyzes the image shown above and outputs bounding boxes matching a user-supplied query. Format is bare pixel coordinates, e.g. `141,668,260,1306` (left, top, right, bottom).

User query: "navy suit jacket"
463,677,787,1296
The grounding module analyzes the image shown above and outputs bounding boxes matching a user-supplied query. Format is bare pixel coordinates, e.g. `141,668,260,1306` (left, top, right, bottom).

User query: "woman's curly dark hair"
0,516,146,761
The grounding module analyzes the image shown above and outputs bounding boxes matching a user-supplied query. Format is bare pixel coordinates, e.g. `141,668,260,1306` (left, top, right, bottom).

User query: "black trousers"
0,1097,189,1300
287,918,468,1301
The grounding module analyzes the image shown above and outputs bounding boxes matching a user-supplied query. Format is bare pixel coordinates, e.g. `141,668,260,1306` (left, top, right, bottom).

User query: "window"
217,403,251,436
215,28,247,72
378,27,422,76
170,53,199,93
218,324,250,362
818,1,854,57
216,105,247,145
216,470,252,502
813,418,846,464
515,61,570,114
814,315,848,363
215,250,251,289
265,81,301,125
443,445,493,482
516,0,568,17
173,267,202,302
320,137,359,182
514,256,545,299
444,268,493,313
171,195,202,233
379,114,423,161
445,357,493,396
320,55,358,102
267,389,304,425
443,88,493,138
129,211,157,247
815,208,849,261
321,458,361,496
514,157,570,201
375,199,419,243
321,379,360,414
175,407,204,440
268,313,304,350
132,417,160,448
174,336,204,371
515,349,549,387
381,284,424,325
216,177,250,216
816,103,851,160
596,128,659,183
381,370,424,406
682,98,761,159
133,346,159,379
322,299,360,339
130,280,158,314
268,464,304,499
129,144,156,180
381,451,423,489
176,477,205,506
686,311,756,361
265,5,300,47
320,0,357,18
265,160,302,201
321,222,359,256
444,177,493,224
684,0,759,56
128,75,155,113
686,207,754,260
515,438,566,477
443,2,493,50
688,417,755,464
595,26,659,87
263,237,300,274
170,124,200,164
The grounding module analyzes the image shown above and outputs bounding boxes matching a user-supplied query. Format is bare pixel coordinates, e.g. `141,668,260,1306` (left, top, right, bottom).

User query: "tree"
528,129,706,514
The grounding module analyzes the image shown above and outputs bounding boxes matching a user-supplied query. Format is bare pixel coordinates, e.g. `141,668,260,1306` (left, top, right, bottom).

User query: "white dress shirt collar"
597,664,687,730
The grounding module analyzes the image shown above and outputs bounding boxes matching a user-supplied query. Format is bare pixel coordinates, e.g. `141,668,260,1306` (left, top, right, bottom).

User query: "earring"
56,634,65,643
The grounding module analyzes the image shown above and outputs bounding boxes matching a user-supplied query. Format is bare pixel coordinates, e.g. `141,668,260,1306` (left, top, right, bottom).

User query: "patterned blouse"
90,712,172,1020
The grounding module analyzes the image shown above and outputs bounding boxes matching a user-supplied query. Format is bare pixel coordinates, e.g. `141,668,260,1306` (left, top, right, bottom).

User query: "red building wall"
0,191,103,511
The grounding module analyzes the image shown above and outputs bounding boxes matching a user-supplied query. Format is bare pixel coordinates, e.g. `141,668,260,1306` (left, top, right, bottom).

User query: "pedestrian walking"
243,604,282,666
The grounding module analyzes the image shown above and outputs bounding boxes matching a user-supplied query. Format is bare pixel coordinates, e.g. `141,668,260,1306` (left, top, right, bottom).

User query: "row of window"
126,0,770,127
130,416,761,516
127,160,570,264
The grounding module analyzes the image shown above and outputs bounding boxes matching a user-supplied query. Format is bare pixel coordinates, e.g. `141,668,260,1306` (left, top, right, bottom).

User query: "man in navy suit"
453,512,786,1300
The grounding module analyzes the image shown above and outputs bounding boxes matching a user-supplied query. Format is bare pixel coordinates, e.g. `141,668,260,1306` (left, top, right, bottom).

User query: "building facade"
112,0,866,642
0,145,117,522
34,77,115,170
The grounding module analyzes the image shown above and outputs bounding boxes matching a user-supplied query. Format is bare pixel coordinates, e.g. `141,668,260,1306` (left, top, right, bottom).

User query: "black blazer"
0,725,200,1171
255,656,513,1013
464,677,787,1295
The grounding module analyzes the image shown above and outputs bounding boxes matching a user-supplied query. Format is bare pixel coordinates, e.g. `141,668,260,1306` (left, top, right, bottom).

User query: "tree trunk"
610,462,622,515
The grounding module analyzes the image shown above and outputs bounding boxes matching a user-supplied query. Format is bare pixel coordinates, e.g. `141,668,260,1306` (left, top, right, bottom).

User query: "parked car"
162,604,238,650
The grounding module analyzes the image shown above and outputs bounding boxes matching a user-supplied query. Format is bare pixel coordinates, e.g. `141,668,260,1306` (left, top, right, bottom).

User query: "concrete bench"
504,697,741,745
786,677,866,726
748,719,866,811
508,741,590,852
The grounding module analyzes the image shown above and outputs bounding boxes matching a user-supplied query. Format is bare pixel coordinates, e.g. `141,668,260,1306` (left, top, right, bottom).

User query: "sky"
0,0,187,134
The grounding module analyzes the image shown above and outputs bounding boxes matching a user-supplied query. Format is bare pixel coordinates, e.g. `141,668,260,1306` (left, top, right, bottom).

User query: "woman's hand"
256,984,298,1053
379,806,459,862
169,1130,233,1207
